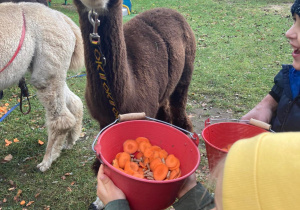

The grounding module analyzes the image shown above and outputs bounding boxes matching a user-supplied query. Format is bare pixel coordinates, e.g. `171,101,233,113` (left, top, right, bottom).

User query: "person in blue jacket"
241,0,300,132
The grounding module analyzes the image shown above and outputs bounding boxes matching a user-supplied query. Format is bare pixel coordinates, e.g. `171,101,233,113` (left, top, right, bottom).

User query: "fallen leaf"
38,140,44,145
20,200,26,205
3,198,7,202
80,132,86,137
61,176,66,180
70,181,75,186
26,201,34,206
1,154,13,163
13,138,19,143
67,187,72,192
14,189,22,200
34,193,40,198
65,172,72,176
9,180,15,187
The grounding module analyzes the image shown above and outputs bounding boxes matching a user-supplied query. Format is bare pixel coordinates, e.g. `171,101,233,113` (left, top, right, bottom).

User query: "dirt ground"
186,106,234,184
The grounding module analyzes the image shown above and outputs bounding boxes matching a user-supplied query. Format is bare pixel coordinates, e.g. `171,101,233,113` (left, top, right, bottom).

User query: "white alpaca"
0,2,84,172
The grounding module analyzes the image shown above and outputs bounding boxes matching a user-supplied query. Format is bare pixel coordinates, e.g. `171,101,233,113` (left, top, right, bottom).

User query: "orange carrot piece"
143,147,154,158
112,159,120,169
169,159,180,171
115,152,122,160
153,164,169,181
159,149,168,159
151,145,161,152
150,151,160,162
123,139,139,154
169,168,180,180
133,172,144,179
139,141,152,153
136,137,150,144
166,154,179,169
118,152,131,169
135,151,143,159
150,158,162,171
175,169,181,179
124,160,135,175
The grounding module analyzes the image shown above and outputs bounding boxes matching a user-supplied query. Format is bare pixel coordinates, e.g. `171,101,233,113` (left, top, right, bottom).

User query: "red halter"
0,12,26,73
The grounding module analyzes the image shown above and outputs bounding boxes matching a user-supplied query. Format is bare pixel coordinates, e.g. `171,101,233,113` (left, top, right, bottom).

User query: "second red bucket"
201,119,267,171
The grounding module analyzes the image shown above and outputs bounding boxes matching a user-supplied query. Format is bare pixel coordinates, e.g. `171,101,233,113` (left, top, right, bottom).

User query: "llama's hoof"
62,143,74,150
37,161,51,172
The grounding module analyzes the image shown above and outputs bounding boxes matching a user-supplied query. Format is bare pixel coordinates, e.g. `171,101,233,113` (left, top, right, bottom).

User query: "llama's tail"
62,15,85,71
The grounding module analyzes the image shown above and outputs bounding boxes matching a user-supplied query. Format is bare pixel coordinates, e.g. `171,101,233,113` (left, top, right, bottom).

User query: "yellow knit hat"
222,132,300,210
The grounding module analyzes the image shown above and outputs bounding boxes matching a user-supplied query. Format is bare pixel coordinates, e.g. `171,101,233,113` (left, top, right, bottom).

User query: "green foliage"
0,0,294,209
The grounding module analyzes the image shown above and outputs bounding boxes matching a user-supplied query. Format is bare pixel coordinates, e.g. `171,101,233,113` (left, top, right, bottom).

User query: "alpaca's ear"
92,158,102,176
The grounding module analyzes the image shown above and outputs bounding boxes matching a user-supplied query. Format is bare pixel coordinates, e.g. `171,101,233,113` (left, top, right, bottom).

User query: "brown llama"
73,0,196,208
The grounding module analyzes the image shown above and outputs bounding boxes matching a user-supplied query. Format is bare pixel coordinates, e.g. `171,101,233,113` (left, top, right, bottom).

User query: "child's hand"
97,164,126,205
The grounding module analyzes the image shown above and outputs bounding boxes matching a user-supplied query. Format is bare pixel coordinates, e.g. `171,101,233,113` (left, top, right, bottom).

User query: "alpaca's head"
79,0,109,10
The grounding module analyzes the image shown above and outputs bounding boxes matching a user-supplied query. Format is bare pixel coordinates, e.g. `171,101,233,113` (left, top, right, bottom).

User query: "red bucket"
201,120,267,171
94,120,200,210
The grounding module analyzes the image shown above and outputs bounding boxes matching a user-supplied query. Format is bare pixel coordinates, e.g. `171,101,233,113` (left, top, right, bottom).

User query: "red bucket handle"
92,113,200,153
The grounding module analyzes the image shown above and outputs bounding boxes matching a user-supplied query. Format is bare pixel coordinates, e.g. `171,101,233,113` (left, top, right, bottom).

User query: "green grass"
0,0,294,209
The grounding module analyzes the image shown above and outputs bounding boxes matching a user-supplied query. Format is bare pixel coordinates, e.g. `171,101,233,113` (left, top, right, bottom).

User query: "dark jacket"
269,64,300,131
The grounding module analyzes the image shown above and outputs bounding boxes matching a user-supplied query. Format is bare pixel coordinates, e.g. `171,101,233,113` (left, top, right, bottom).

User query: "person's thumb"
99,173,111,185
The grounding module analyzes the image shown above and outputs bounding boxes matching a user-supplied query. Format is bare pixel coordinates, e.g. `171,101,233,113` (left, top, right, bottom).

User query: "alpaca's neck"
97,1,131,95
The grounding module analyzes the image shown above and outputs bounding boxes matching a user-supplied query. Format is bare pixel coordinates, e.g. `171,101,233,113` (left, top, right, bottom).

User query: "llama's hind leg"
34,82,77,172
169,69,194,132
63,86,83,150
37,110,76,172
156,101,172,123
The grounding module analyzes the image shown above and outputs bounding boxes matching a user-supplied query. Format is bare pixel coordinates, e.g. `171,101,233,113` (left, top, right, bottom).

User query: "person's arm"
240,94,278,123
173,173,215,210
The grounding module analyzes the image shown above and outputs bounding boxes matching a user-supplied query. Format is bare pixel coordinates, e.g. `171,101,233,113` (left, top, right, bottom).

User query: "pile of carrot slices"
221,143,233,152
111,137,181,181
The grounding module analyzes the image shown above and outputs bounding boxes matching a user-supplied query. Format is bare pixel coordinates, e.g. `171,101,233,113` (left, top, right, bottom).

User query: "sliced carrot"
133,172,144,179
138,167,144,175
151,145,161,152
123,139,139,154
166,154,179,169
138,141,152,153
169,168,180,180
153,164,169,181
159,149,168,159
169,159,180,171
118,152,131,169
150,151,160,162
135,151,143,159
112,159,120,169
124,160,135,175
143,147,154,158
115,152,122,160
175,169,181,179
150,158,162,171
136,137,150,144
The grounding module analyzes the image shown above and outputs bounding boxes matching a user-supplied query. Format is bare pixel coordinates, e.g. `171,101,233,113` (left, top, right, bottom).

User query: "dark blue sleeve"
269,68,284,103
